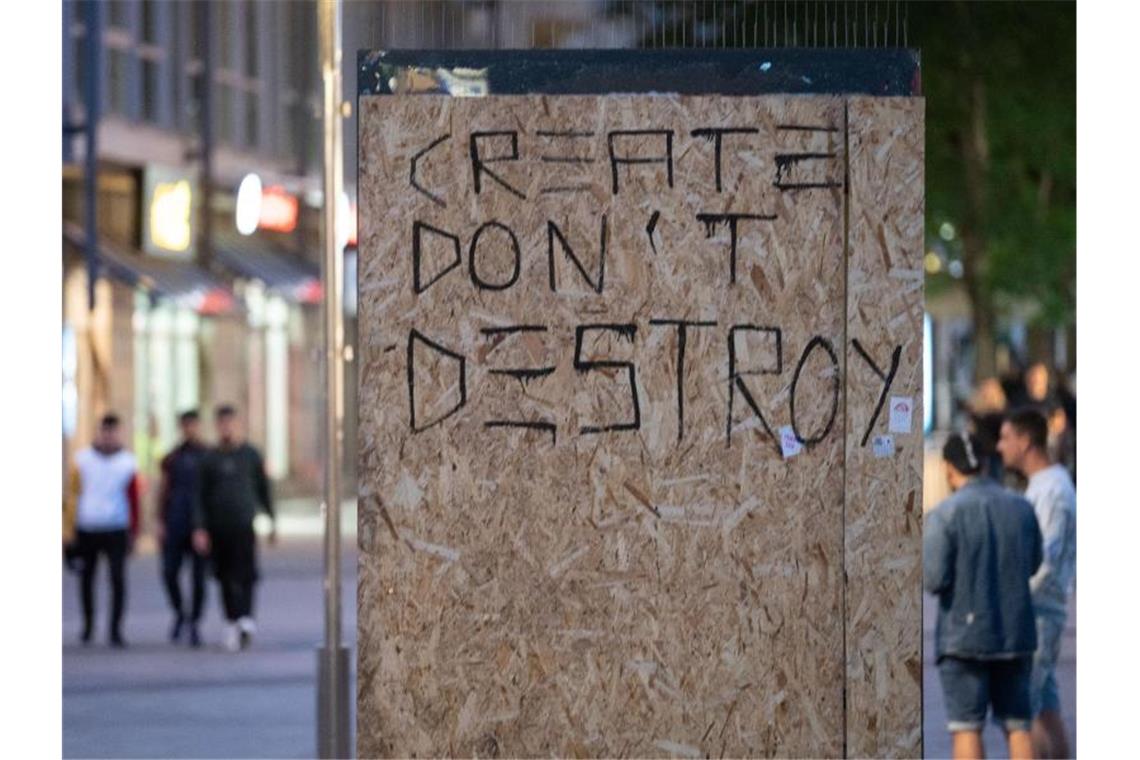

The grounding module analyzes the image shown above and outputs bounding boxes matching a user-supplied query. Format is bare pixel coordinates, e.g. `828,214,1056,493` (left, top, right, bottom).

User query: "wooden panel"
357,93,851,757
843,96,925,758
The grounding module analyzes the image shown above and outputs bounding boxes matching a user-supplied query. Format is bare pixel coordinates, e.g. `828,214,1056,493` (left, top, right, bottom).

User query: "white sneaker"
222,623,241,652
238,616,255,649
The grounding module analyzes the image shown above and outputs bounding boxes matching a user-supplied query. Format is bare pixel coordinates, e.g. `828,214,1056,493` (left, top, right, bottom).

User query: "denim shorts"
938,655,1033,733
1031,612,1066,715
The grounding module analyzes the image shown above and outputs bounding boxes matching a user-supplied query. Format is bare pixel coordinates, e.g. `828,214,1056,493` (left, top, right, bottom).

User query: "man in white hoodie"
64,413,140,648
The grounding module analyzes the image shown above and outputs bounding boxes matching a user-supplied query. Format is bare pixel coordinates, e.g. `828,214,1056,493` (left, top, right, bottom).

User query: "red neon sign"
259,186,299,233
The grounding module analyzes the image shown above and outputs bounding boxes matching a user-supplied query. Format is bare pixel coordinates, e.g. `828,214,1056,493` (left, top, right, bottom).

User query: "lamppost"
317,0,350,757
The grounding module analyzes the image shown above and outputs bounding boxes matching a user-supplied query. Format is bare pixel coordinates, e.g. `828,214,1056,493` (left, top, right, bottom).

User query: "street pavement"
63,532,357,759
923,592,1077,758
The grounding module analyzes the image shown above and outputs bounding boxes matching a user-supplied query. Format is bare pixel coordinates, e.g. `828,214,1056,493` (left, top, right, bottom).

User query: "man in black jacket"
158,410,208,647
193,405,276,651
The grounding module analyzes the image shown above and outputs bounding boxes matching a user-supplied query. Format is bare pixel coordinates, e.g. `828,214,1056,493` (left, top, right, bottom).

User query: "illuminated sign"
346,199,357,246
235,173,262,235
234,174,300,235
149,180,193,252
143,165,196,259
258,186,299,233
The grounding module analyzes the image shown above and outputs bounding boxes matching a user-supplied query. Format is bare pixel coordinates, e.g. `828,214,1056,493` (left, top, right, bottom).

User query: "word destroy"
407,322,901,452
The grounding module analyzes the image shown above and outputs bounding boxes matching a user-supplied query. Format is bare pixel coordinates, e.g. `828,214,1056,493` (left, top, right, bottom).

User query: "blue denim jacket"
924,478,1043,662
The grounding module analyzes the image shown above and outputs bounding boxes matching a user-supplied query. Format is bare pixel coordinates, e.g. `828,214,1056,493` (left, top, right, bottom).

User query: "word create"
410,125,842,207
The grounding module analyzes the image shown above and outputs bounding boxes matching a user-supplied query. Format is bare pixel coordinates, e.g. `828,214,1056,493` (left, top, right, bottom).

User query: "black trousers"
162,531,206,622
210,525,258,622
75,529,129,639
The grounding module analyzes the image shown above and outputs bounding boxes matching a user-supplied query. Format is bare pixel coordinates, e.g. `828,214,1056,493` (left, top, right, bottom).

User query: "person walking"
925,432,1042,760
63,413,140,648
157,410,209,647
193,405,277,651
998,408,1077,759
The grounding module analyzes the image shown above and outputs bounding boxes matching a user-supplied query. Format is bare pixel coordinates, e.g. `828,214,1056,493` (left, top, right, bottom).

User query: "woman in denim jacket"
925,432,1043,760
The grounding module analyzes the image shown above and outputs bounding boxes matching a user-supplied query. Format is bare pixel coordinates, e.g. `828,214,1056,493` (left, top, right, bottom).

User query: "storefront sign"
143,165,196,259
235,173,300,235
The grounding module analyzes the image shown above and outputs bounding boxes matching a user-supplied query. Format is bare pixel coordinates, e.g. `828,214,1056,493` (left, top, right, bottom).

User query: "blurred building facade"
62,0,334,514
60,0,628,522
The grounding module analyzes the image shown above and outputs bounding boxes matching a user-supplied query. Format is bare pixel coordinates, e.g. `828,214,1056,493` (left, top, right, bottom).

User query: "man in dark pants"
925,432,1042,760
64,413,140,648
157,409,208,647
193,405,276,651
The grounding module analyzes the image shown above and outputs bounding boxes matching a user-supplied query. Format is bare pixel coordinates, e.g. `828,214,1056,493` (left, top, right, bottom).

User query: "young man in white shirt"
998,407,1077,760
64,413,141,647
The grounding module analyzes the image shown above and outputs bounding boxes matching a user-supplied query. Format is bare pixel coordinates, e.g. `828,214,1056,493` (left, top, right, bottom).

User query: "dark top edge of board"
358,48,921,98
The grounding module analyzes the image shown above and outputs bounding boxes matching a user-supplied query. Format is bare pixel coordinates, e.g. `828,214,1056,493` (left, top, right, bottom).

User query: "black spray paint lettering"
407,329,466,433
469,130,527,200
773,152,842,191
696,212,778,284
409,133,450,208
789,336,840,446
650,319,717,442
468,221,522,291
547,215,607,294
573,324,641,434
536,130,596,164
690,127,760,193
851,339,902,447
411,220,461,294
725,325,782,452
607,130,673,195
480,325,557,445
645,210,661,255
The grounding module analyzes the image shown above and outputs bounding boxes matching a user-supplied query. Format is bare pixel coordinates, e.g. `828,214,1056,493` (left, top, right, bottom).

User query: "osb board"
357,92,885,758
843,97,925,758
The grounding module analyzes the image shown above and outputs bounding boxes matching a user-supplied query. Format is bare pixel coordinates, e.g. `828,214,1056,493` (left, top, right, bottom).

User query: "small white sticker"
779,425,803,459
888,396,914,433
872,435,895,459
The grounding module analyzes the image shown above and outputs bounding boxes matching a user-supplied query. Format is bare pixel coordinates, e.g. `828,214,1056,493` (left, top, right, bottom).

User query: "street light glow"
236,173,262,235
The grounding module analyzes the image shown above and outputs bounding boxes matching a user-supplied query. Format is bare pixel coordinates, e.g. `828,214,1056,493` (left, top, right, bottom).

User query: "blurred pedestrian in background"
63,413,141,648
997,409,1077,759
157,409,208,648
193,405,277,652
965,377,1008,481
925,432,1041,760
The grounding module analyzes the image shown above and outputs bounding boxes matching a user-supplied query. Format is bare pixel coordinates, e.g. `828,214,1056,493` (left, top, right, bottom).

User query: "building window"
107,49,129,115
246,96,259,149
218,2,234,69
142,59,160,123
216,84,233,146
245,1,258,77
141,0,158,44
70,25,85,110
108,0,129,29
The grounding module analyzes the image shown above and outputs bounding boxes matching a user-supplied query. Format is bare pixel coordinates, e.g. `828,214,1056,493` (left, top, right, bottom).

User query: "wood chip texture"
357,93,923,758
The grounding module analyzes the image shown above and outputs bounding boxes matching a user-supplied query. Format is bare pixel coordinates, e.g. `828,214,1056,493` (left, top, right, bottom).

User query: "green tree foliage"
640,1,1075,376
915,1,1075,372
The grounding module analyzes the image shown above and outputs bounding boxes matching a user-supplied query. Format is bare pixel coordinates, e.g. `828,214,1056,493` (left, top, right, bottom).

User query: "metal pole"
317,0,349,757
197,1,214,272
82,0,102,311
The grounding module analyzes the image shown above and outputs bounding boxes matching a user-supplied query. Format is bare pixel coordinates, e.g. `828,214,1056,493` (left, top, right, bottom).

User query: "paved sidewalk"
63,536,357,759
923,593,1077,758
